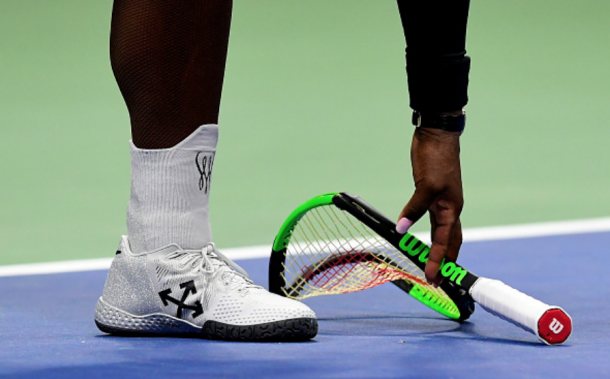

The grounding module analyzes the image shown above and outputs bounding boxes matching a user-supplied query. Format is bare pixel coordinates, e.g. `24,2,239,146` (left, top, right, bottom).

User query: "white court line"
1,217,609,277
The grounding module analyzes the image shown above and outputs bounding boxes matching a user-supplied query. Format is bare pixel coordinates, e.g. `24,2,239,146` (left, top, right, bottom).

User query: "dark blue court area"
1,233,609,378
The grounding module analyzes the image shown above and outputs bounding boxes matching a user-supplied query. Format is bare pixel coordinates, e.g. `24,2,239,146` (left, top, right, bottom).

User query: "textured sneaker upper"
101,236,315,327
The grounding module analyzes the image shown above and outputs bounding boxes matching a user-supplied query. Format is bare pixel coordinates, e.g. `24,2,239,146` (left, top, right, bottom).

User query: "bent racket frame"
269,192,474,321
269,192,572,345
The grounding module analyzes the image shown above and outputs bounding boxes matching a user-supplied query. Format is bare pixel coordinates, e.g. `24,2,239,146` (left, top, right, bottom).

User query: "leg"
96,0,318,341
110,0,231,149
112,0,232,253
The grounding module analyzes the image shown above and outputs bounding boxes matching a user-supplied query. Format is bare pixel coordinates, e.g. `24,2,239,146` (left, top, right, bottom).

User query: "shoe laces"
167,243,260,292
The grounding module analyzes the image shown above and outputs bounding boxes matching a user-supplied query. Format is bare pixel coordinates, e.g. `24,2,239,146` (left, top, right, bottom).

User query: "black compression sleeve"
397,0,471,113
110,0,232,149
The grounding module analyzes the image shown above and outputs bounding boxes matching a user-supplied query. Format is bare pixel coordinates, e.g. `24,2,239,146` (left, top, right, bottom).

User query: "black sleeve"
397,0,471,113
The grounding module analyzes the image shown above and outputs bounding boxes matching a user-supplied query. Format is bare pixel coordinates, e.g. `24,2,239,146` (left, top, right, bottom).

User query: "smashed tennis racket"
269,192,572,345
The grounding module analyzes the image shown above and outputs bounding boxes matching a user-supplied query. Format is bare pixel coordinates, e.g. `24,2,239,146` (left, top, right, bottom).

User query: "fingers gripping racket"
269,192,572,345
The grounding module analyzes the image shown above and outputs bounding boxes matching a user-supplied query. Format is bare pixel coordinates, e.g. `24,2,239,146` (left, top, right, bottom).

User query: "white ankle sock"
126,124,218,253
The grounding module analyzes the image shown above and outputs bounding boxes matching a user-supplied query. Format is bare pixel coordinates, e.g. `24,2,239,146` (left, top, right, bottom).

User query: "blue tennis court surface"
1,232,608,378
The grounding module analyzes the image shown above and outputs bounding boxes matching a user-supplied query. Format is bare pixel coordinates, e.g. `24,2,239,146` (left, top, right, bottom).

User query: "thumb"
396,186,435,234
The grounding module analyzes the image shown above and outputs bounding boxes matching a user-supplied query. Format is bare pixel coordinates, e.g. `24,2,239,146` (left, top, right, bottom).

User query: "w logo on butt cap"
549,318,564,334
538,308,572,345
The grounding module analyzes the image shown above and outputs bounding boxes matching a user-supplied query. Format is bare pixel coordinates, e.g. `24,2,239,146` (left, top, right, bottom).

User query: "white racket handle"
469,278,572,345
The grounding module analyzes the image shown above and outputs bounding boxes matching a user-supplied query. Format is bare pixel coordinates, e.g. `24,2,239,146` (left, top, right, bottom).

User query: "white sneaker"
94,236,318,341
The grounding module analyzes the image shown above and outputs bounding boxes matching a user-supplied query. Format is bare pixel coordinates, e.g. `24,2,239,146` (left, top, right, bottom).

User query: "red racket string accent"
297,250,429,293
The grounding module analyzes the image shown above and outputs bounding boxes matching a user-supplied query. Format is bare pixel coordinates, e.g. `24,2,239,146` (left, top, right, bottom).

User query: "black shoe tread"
95,317,318,342
203,317,318,342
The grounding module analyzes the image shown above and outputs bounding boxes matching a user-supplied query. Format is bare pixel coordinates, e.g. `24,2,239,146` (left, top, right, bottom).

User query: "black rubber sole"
202,318,318,342
95,317,318,342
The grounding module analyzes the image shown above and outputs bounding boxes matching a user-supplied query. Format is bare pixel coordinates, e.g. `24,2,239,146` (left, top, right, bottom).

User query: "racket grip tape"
469,278,572,345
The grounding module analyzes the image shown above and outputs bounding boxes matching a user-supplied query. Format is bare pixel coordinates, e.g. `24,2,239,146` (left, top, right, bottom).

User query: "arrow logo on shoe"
158,280,204,319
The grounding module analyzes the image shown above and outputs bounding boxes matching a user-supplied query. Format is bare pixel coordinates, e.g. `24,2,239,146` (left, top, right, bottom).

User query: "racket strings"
281,205,457,314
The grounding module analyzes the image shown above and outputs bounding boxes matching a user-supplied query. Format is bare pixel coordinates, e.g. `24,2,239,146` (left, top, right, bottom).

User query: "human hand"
396,127,463,287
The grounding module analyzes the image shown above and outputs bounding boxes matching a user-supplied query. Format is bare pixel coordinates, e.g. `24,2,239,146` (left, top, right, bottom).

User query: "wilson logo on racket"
549,318,564,334
398,235,468,285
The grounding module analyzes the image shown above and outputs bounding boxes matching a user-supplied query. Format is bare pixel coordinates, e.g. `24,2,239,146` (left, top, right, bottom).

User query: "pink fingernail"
396,218,414,234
